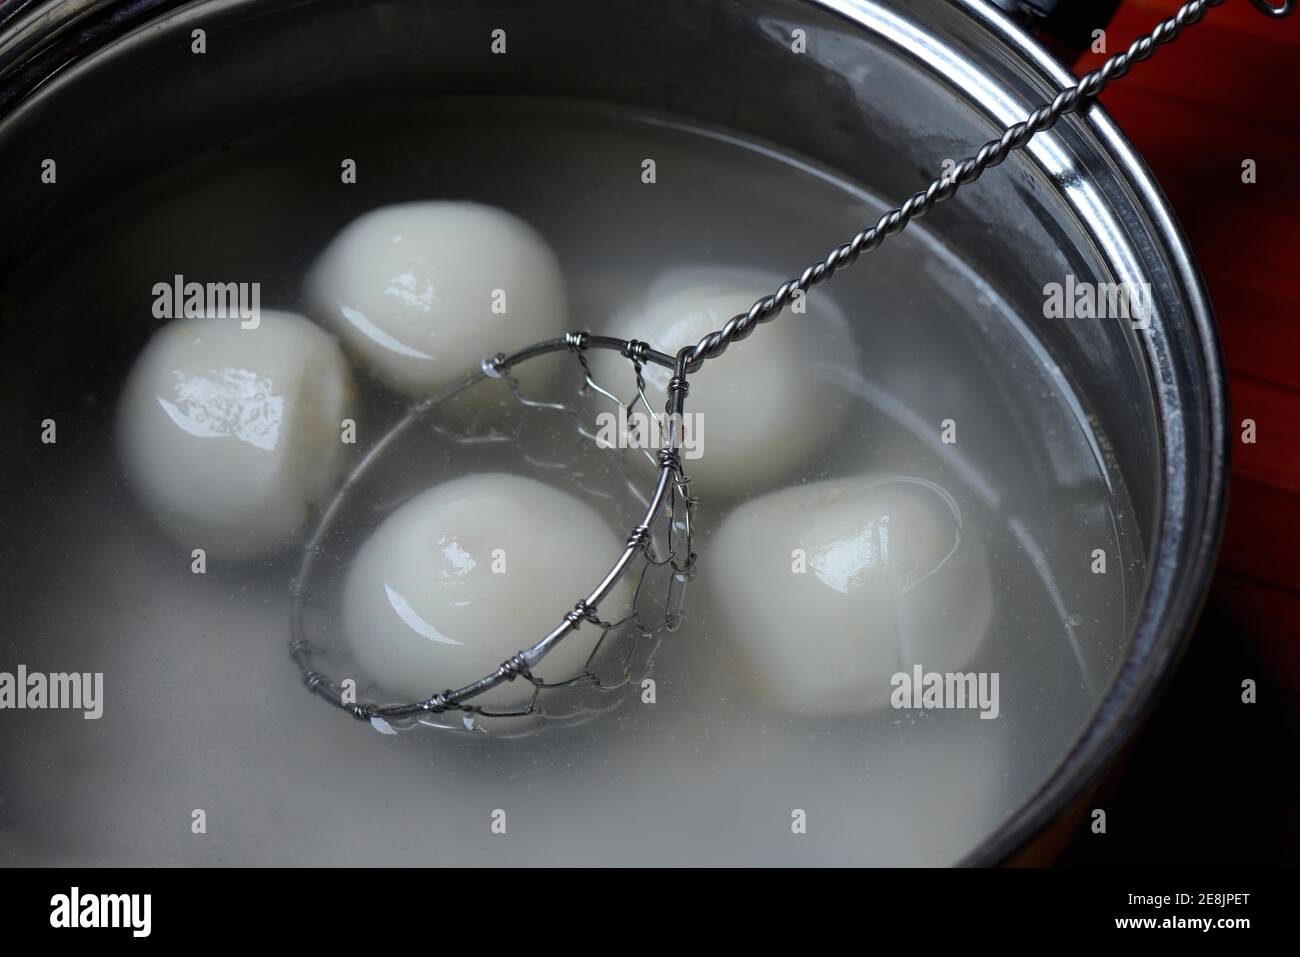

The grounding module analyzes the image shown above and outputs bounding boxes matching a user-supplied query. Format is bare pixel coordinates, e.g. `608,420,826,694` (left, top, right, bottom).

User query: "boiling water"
0,97,1142,865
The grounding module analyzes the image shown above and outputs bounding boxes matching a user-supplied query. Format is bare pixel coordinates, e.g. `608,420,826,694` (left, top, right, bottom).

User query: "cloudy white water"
0,97,1141,865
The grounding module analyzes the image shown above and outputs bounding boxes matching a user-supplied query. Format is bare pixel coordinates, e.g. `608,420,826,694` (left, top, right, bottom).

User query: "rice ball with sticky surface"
307,201,569,401
343,473,634,709
590,265,858,499
118,311,354,558
709,474,993,716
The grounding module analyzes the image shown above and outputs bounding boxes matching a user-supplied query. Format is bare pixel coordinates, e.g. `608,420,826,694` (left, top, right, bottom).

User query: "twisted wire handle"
682,0,1289,372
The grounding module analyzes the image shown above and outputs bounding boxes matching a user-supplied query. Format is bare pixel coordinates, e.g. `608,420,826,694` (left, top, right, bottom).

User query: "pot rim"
807,0,1229,866
0,0,1231,867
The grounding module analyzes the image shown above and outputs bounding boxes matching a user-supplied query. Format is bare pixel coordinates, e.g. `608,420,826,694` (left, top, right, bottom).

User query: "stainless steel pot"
0,0,1228,864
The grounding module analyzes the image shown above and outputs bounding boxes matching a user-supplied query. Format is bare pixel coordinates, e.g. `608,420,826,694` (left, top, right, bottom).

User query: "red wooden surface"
1078,0,1300,673
1058,0,1298,865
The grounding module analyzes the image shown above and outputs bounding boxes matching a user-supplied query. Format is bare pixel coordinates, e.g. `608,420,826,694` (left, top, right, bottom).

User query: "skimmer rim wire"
289,332,696,727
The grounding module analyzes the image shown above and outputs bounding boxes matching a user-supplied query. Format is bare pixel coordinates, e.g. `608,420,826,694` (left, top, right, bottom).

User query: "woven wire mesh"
289,335,696,735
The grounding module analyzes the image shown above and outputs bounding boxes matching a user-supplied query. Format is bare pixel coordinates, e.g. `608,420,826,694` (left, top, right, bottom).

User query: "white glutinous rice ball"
306,201,568,399
118,311,354,559
708,474,992,716
590,265,858,498
343,473,633,708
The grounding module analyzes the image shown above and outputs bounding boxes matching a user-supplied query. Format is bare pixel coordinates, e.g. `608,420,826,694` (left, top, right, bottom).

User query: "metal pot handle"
985,1,1124,62
1250,0,1295,18
991,0,1295,53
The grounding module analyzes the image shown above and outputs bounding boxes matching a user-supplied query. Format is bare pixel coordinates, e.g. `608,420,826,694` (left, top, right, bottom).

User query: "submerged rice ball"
708,474,992,716
343,473,633,709
590,265,859,499
117,311,354,558
306,201,568,400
